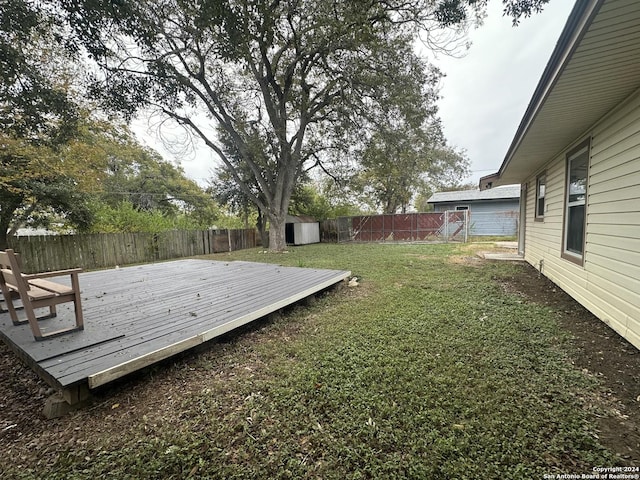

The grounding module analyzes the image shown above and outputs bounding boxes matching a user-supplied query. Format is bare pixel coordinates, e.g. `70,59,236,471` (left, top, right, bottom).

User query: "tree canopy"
357,136,470,214
0,114,220,246
0,0,84,248
79,121,221,233
0,0,80,145
55,0,511,249
0,135,93,248
2,0,551,248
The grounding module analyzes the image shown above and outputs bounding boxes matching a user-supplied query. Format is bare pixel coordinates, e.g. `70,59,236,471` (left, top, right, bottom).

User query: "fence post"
444,211,449,242
464,210,469,243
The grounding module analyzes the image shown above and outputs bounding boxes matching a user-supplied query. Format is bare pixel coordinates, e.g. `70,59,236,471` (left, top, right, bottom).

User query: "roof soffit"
491,0,640,184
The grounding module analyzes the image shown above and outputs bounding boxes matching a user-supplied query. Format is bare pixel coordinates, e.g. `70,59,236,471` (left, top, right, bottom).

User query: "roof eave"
480,0,603,189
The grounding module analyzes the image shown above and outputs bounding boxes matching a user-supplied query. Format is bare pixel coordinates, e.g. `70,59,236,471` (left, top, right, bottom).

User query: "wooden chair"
0,251,23,313
0,249,84,341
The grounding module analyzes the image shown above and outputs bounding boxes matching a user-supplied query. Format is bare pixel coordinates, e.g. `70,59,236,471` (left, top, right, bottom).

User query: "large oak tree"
55,1,439,249
52,0,548,250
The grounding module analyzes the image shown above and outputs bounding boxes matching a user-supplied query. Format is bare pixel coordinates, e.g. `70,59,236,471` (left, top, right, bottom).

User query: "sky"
433,0,575,185
131,0,576,188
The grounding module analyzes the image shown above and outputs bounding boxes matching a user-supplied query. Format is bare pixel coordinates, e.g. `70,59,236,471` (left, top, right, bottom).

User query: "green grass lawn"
9,243,618,479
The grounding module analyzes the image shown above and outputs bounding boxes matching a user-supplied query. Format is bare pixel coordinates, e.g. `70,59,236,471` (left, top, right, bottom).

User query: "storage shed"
285,215,320,245
427,185,520,236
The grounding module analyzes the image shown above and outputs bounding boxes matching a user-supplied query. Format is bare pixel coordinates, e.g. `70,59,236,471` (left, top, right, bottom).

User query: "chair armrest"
23,268,82,280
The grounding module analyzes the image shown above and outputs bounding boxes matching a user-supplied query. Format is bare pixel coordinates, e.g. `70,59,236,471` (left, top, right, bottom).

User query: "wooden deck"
0,259,350,397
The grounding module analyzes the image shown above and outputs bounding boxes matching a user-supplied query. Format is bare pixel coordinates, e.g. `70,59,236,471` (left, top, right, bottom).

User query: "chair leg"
71,274,84,330
74,297,84,330
32,295,84,341
2,290,24,326
22,302,45,340
22,298,77,341
0,296,24,314
32,303,83,341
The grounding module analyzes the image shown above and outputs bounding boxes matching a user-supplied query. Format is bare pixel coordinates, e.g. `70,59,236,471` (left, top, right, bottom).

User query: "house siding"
523,89,640,349
433,200,519,236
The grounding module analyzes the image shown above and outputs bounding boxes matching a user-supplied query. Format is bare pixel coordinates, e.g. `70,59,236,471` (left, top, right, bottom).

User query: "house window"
562,140,589,264
535,173,546,220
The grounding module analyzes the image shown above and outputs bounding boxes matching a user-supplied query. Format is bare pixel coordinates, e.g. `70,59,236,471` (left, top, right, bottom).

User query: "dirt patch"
499,262,640,464
447,254,485,267
447,243,515,266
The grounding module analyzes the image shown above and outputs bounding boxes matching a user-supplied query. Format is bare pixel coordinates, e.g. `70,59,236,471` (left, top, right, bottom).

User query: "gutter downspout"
518,183,526,256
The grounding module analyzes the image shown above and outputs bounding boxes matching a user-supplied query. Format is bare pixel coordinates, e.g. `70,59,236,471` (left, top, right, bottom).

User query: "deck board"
0,259,350,392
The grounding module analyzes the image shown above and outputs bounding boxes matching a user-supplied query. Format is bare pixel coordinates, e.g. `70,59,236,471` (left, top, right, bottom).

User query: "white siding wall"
523,89,640,349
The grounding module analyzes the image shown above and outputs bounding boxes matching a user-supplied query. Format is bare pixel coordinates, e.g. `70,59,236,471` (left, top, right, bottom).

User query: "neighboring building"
427,185,520,236
480,0,640,349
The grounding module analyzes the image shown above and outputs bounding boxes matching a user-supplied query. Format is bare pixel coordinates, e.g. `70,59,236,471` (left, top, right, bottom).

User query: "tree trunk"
256,209,269,249
0,201,21,250
267,212,287,252
383,199,397,215
0,221,10,250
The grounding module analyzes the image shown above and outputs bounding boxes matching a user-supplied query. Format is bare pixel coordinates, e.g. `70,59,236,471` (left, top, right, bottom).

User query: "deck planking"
0,259,350,394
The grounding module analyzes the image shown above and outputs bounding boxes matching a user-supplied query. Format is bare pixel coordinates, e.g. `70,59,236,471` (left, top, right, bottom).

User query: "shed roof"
286,214,317,223
427,185,520,204
481,0,640,188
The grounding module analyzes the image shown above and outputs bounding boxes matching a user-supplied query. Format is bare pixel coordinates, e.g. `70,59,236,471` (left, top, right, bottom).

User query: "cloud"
434,0,575,182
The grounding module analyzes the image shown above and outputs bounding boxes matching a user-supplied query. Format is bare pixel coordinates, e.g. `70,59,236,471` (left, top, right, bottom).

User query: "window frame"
535,172,546,221
561,138,590,266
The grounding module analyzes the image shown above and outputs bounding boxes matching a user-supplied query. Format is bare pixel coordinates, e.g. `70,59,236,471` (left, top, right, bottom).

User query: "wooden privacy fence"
320,212,469,243
7,229,259,273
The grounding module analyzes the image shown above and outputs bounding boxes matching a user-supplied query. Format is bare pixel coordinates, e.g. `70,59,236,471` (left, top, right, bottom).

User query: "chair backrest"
0,249,29,294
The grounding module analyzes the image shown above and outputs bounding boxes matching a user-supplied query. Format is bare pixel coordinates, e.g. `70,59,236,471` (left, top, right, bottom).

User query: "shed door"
285,223,295,244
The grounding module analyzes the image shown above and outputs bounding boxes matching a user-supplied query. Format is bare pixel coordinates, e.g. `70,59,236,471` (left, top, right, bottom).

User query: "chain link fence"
321,211,469,243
